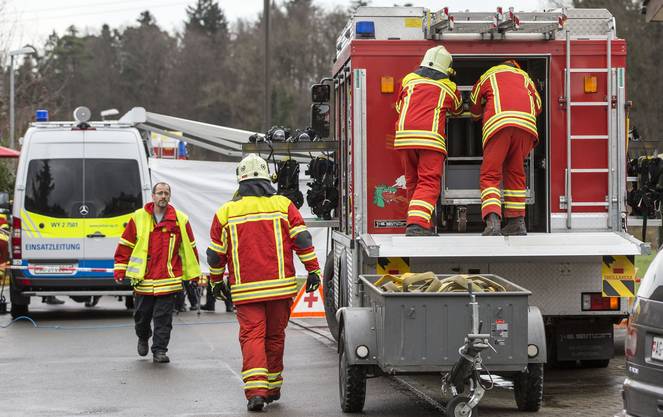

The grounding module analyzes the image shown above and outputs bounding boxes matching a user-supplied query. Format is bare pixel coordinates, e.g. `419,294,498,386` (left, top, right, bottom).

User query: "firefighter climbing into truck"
395,45,462,236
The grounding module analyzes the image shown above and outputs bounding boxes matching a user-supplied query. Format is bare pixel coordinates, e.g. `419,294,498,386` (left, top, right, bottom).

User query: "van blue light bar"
356,21,375,39
35,109,49,122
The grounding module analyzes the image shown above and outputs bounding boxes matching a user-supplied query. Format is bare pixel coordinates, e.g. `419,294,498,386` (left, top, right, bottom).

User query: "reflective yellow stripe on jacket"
126,208,201,292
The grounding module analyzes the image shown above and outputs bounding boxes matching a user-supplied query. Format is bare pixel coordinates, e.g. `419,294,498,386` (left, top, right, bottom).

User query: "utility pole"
263,0,271,131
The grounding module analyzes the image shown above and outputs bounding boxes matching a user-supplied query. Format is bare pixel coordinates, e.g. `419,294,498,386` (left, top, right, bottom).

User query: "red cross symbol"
304,292,318,308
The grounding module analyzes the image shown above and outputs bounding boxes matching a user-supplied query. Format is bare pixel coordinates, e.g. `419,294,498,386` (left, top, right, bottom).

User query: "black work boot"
481,213,502,236
502,216,527,236
200,303,215,312
43,296,65,305
247,396,266,412
266,392,281,404
153,351,170,363
405,224,437,236
137,338,149,357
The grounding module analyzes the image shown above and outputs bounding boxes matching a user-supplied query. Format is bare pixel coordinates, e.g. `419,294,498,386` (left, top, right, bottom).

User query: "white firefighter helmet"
420,45,453,74
237,153,270,182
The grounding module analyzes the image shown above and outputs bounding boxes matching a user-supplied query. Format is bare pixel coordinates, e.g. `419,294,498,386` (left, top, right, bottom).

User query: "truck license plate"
652,337,663,361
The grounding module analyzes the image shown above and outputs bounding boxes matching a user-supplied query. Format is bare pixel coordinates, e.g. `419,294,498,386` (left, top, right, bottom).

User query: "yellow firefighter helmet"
237,153,270,182
420,45,453,75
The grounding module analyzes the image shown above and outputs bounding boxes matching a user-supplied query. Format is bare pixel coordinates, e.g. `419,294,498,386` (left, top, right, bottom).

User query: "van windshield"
25,159,142,218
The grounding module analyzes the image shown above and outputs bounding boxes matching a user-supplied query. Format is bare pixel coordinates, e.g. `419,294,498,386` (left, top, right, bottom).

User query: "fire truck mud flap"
336,307,378,366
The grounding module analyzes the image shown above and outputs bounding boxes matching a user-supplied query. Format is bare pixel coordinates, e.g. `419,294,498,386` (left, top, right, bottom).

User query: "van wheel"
323,251,339,341
9,283,30,319
10,303,29,319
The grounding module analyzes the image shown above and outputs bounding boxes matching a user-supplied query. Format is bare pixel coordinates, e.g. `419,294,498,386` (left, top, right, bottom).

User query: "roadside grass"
636,250,657,280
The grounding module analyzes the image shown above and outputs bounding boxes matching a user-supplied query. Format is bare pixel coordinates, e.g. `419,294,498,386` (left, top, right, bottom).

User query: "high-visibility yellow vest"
126,208,201,281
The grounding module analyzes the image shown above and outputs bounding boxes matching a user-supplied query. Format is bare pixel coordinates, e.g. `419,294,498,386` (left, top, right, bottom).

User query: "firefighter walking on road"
207,154,321,412
114,182,201,363
470,59,542,236
395,45,462,236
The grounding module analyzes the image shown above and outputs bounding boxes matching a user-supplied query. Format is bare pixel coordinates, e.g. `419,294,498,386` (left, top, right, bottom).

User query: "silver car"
622,251,663,416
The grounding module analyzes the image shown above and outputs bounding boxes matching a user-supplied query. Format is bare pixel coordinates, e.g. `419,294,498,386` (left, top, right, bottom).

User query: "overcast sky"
3,0,547,52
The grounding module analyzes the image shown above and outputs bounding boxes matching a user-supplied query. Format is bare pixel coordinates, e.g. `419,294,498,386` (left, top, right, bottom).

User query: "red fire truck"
315,6,646,371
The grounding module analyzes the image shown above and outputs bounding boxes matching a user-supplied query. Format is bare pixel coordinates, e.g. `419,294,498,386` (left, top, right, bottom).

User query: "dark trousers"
204,281,234,311
134,294,175,353
175,281,199,310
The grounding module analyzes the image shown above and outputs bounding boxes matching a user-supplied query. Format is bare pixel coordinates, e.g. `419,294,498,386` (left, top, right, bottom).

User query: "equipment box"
359,274,530,373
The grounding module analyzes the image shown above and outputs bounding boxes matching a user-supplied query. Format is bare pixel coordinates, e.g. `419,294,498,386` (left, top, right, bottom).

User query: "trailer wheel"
513,363,544,412
323,251,339,341
445,396,478,417
339,329,366,413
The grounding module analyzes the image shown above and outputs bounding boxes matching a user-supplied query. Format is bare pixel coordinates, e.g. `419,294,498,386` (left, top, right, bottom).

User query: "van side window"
25,158,142,218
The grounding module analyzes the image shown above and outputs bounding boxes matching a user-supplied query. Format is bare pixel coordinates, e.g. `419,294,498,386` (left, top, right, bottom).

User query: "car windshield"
638,251,663,302
25,158,142,218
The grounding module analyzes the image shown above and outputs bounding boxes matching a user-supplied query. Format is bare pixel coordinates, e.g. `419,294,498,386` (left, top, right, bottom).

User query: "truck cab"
9,108,152,318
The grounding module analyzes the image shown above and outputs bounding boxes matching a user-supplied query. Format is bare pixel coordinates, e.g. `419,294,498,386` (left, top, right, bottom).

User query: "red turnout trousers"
480,127,536,219
399,149,445,229
236,298,292,399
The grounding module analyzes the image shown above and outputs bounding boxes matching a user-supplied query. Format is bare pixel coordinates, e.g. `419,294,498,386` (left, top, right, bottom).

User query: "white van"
9,108,151,318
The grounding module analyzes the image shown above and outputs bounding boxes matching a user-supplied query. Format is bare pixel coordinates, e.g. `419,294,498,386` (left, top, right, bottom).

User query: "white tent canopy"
149,158,330,275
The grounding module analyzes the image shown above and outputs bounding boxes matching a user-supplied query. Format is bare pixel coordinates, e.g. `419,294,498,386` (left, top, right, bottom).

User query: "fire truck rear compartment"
440,56,548,233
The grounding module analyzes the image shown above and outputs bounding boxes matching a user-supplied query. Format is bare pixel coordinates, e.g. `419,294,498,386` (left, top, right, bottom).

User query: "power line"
8,1,195,23
2,0,185,16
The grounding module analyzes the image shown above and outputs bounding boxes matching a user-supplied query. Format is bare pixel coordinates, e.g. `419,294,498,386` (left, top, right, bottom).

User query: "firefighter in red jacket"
470,59,542,235
395,45,462,236
114,182,201,363
207,154,321,412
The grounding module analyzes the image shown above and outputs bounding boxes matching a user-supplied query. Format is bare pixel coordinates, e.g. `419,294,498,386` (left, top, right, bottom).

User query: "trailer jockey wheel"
513,363,544,412
339,327,367,413
445,396,477,417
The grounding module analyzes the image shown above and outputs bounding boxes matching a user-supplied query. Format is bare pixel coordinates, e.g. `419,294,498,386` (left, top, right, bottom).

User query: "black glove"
306,271,321,293
212,280,231,301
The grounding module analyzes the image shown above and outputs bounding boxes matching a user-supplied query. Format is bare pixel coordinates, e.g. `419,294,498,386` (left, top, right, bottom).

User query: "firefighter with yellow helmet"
395,45,463,236
470,59,542,235
207,154,321,412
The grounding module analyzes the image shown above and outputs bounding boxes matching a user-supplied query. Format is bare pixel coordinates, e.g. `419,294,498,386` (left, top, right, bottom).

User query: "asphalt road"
0,298,628,416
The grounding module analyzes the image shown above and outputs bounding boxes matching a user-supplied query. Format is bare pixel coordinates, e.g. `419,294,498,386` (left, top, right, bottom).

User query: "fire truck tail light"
581,292,620,311
380,76,394,93
355,21,375,39
584,75,598,93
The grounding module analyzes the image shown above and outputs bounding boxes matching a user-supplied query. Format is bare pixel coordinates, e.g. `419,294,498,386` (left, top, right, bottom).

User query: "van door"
82,130,146,269
22,156,86,262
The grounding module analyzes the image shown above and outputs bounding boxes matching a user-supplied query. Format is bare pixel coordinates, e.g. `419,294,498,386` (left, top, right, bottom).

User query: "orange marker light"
381,76,394,93
584,75,598,93
609,296,619,310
